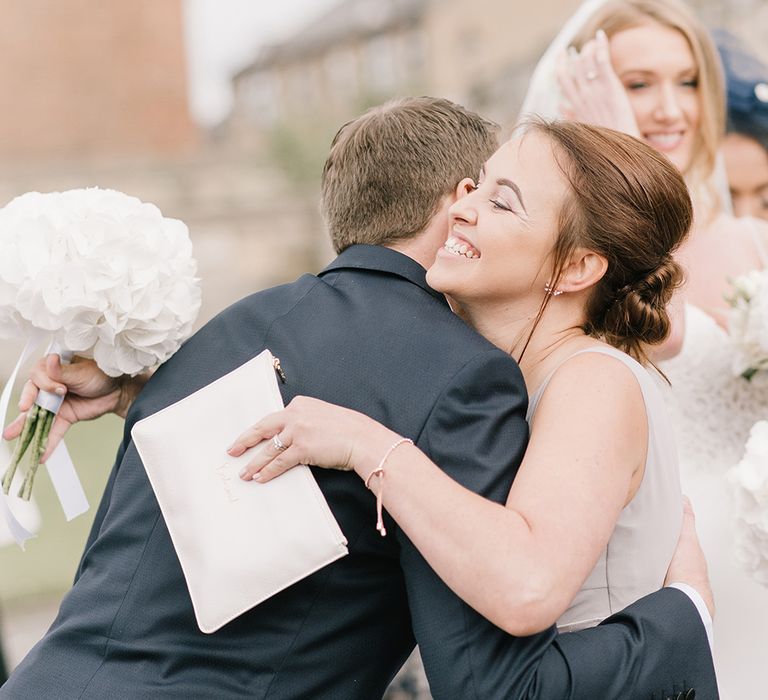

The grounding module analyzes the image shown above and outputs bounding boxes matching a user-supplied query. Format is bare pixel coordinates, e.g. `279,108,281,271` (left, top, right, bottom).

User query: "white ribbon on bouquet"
0,330,89,549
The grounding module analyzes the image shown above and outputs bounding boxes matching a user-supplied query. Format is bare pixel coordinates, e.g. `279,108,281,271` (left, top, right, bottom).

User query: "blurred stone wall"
0,0,197,161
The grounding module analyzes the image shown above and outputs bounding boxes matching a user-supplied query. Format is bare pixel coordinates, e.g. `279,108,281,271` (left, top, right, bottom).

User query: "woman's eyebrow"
497,178,527,213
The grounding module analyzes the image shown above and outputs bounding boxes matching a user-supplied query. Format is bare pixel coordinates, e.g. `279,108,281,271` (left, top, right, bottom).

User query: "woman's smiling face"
609,22,701,174
426,131,568,310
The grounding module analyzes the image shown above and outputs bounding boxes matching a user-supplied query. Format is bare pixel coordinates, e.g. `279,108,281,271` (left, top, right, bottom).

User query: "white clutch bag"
131,349,348,633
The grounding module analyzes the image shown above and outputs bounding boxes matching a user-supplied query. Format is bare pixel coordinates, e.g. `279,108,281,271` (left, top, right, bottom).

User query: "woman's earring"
544,282,564,297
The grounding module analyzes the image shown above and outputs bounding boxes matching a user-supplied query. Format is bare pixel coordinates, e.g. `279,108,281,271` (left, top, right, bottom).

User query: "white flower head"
0,187,201,375
728,270,768,379
729,420,768,587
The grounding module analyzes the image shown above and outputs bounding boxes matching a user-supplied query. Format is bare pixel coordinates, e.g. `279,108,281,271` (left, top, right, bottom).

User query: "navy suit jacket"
2,245,717,699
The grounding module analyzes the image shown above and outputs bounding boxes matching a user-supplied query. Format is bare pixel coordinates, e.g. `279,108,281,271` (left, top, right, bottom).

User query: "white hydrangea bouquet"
727,269,768,381
728,420,768,587
0,188,200,543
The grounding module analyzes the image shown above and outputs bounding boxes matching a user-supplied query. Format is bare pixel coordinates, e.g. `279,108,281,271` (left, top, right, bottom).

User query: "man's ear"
454,177,476,202
557,248,608,293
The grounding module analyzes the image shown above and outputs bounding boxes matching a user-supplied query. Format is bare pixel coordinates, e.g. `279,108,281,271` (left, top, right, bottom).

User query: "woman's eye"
681,78,698,89
626,81,648,90
490,198,513,212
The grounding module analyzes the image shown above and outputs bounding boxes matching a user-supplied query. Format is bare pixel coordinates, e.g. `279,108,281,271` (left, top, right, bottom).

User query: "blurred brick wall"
0,0,197,161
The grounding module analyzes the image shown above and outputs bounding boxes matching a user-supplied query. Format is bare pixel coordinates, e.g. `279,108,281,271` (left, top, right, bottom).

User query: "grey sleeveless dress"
526,346,683,632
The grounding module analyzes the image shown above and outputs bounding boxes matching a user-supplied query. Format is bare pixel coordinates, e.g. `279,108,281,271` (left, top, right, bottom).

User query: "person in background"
541,0,768,693
716,30,768,221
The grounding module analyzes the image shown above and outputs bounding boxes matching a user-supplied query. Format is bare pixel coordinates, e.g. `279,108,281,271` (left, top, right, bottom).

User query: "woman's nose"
654,83,684,121
449,186,478,224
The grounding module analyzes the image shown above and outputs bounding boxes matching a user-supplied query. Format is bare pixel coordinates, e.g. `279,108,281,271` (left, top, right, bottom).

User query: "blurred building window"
401,28,426,78
240,73,280,127
325,46,359,101
365,34,398,93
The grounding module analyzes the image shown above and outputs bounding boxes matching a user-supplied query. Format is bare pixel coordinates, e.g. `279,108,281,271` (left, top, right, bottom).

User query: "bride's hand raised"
230,396,398,484
556,30,640,138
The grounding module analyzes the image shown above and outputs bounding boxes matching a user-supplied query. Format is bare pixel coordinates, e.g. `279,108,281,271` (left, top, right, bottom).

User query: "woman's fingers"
18,379,41,411
594,29,611,72
45,353,64,382
39,415,73,463
18,356,68,418
238,428,295,481
49,355,115,397
20,354,65,411
242,444,303,484
227,413,285,457
575,38,599,85
4,411,71,461
3,411,27,441
230,396,372,484
557,36,640,138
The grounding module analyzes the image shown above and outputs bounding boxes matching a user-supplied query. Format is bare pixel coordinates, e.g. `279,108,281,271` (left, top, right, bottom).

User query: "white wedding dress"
660,298,768,696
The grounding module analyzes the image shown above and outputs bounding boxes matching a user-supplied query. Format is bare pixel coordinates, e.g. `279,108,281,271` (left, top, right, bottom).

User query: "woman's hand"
556,30,640,138
2,354,149,461
665,496,715,619
229,396,398,484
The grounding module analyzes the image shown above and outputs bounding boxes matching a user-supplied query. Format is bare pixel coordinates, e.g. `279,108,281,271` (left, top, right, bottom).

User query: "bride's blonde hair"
571,0,725,213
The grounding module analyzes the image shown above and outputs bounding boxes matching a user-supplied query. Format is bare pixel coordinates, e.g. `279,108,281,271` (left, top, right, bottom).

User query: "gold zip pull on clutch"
272,356,286,383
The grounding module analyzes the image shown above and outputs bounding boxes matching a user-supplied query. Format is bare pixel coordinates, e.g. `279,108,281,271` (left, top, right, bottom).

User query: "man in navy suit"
2,97,716,699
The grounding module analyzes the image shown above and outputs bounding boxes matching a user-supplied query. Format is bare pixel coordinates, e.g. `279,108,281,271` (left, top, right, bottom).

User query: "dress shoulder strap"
526,346,652,423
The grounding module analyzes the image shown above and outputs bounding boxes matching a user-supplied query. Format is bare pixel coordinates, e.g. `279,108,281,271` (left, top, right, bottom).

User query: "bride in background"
521,0,768,693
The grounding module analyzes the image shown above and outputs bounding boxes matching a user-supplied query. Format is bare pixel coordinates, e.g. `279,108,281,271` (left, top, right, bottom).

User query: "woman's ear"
558,248,608,293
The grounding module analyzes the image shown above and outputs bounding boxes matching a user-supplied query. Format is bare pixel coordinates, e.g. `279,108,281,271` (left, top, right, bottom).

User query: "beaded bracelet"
364,437,414,536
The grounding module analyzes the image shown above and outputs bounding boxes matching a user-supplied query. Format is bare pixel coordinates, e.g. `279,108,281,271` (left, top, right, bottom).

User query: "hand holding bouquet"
727,269,768,381
0,188,201,502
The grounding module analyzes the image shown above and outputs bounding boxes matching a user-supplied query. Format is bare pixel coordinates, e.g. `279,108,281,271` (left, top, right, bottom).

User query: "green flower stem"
2,404,40,495
18,407,55,501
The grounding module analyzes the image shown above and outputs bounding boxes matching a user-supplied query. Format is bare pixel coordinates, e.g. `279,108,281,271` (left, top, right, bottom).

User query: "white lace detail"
659,304,768,476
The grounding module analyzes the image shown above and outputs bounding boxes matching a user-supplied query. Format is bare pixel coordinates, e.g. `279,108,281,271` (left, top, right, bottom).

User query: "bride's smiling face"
426,132,568,309
609,22,700,173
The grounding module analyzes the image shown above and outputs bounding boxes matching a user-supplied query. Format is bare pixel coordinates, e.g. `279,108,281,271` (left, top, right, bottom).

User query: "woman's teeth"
444,237,479,259
644,132,684,151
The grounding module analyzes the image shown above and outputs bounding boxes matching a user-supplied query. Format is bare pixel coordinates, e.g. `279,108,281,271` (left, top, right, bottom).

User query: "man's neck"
383,195,453,270
385,237,439,271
